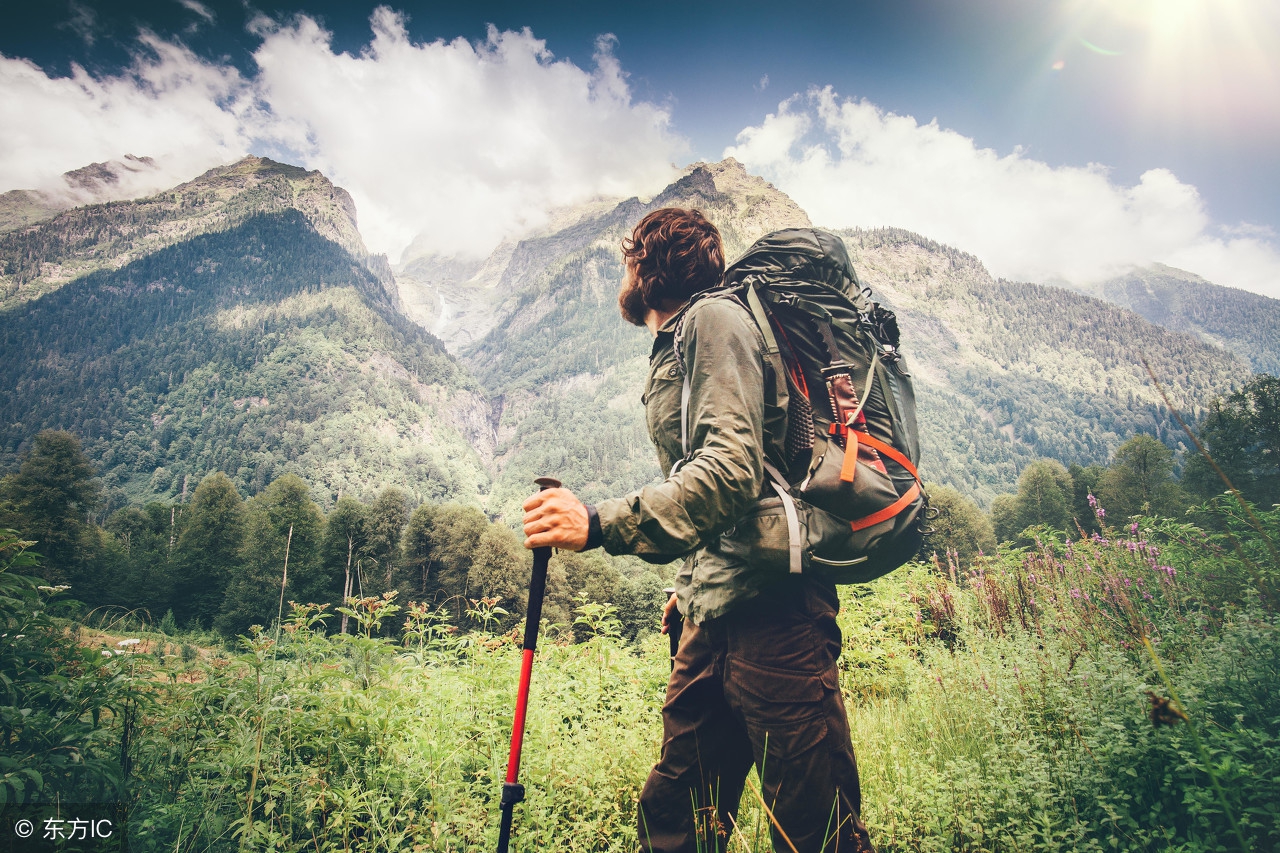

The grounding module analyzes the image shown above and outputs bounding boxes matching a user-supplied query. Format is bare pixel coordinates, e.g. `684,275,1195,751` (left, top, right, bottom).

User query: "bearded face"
618,260,648,327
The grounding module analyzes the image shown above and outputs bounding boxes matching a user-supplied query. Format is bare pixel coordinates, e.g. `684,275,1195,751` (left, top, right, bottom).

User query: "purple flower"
1130,522,1140,535
1087,493,1098,508
1070,588,1083,599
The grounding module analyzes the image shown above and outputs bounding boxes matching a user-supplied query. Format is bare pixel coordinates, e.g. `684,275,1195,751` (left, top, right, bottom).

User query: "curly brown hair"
619,208,724,325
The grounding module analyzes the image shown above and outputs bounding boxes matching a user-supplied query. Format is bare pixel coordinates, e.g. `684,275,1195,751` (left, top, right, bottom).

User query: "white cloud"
177,0,215,24
250,9,683,258
726,87,1280,298
0,8,683,262
0,34,259,201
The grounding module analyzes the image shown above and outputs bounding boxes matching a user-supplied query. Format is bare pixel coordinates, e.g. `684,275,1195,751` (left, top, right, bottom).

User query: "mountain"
428,161,1252,512
392,158,811,351
833,229,1251,504
0,155,164,233
0,206,492,512
1072,264,1280,376
0,157,391,311
0,155,1259,517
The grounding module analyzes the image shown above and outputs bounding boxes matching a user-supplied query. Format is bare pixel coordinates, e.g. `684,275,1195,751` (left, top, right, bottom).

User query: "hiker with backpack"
523,208,924,852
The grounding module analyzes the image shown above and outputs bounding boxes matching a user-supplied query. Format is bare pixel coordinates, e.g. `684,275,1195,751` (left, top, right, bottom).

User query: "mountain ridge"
1,156,1270,517
0,156,393,312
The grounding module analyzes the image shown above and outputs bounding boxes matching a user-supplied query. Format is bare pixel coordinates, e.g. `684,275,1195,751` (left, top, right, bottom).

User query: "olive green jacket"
594,297,794,624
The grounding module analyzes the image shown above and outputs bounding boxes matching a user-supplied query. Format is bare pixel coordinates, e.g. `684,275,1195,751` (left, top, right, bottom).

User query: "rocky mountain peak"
0,154,387,310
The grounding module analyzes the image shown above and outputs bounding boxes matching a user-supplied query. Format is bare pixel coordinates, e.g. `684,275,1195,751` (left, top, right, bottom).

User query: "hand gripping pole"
497,476,560,853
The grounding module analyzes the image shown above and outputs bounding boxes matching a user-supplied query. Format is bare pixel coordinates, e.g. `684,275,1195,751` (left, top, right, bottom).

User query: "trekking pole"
663,587,682,671
497,476,560,853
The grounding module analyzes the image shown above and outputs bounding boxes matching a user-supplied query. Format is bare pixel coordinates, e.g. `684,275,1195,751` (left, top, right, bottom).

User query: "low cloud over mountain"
726,87,1280,297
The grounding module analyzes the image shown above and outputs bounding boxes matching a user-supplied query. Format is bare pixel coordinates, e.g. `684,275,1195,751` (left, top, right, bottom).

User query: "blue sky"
3,0,1278,294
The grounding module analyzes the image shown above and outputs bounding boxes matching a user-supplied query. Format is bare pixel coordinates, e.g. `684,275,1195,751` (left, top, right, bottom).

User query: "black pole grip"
522,477,560,652
523,547,550,652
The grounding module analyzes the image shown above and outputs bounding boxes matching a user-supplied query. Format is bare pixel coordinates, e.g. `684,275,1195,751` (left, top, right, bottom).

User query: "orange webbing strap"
857,433,920,483
840,431,859,483
846,433,922,532
850,483,921,532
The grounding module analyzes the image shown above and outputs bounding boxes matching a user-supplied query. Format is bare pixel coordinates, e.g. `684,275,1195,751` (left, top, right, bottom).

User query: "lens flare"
1079,38,1122,56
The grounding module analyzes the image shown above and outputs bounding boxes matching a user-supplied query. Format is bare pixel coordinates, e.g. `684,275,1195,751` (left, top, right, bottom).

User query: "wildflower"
1096,507,1106,519
1070,588,1083,599
101,650,113,657
1087,493,1098,508
1158,565,1176,579
1130,522,1139,535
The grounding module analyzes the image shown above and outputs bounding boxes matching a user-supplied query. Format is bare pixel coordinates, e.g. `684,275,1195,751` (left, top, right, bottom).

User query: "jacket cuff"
583,504,603,551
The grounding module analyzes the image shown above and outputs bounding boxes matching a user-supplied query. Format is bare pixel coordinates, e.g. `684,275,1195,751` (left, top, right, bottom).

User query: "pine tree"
0,430,102,585
172,473,245,628
216,474,324,635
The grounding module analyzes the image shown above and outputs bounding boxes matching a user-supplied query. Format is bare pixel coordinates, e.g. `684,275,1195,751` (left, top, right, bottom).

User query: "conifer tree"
172,473,245,628
216,474,324,635
1184,374,1279,508
0,430,102,585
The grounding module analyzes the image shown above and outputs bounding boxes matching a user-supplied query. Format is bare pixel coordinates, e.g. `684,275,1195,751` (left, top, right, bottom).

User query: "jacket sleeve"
594,299,766,559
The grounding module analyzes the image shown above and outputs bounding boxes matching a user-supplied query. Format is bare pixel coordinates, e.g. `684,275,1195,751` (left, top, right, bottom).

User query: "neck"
644,306,679,337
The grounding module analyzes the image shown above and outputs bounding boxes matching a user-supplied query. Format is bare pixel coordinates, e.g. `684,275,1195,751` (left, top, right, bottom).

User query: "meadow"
3,500,1277,852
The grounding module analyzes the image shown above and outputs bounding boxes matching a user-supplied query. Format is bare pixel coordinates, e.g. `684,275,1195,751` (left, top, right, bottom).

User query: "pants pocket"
725,656,831,761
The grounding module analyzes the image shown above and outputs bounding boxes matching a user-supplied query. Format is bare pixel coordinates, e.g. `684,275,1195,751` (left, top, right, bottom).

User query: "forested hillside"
0,210,490,509
1,155,1270,518
840,228,1255,504
1084,262,1280,376
436,163,1259,514
0,156,384,310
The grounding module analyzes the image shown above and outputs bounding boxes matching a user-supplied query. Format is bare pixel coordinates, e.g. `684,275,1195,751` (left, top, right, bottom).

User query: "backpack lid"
723,228,864,304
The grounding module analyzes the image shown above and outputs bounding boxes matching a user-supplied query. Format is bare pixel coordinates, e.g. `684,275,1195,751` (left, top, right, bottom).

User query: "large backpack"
674,228,927,583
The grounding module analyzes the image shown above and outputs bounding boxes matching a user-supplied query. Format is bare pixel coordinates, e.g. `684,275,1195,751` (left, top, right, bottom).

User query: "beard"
618,275,648,327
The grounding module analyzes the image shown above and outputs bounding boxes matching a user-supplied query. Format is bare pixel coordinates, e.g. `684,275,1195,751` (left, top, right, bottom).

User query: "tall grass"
31,502,1278,851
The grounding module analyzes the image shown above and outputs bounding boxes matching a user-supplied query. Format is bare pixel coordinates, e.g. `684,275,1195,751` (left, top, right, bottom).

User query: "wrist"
583,504,603,550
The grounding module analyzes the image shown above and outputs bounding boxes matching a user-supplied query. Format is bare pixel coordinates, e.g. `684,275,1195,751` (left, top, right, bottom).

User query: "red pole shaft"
505,648,536,783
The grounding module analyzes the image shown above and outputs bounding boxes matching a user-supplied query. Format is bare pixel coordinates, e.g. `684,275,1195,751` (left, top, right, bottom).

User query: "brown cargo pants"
637,577,875,853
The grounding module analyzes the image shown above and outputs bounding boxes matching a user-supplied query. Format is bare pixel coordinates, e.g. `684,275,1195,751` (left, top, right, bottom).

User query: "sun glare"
1058,0,1279,132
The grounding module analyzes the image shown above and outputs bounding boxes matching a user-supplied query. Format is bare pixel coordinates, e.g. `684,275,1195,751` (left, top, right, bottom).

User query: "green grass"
9,504,1278,851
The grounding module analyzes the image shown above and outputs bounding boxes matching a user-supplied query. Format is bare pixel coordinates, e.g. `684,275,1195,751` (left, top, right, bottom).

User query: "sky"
2,0,1278,296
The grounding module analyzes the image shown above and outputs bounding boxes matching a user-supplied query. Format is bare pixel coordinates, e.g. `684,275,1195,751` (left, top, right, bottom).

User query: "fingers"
521,487,588,550
660,592,678,633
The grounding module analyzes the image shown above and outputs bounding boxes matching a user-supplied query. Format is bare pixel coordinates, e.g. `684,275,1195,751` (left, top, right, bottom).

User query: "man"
522,207,874,852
